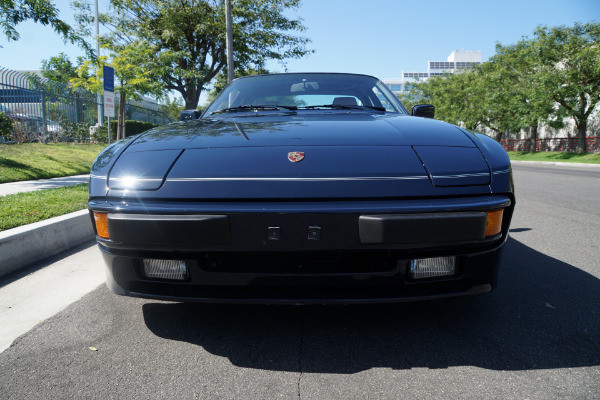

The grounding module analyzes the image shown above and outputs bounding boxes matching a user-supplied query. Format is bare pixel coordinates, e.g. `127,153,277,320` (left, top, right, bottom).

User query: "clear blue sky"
1,0,598,99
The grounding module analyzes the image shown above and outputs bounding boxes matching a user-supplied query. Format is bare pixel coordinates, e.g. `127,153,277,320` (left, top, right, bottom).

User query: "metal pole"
108,117,111,144
225,0,234,83
41,91,47,141
94,0,102,126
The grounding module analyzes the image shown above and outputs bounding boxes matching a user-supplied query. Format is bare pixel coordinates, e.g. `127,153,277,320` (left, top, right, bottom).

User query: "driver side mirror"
180,109,200,121
411,104,435,119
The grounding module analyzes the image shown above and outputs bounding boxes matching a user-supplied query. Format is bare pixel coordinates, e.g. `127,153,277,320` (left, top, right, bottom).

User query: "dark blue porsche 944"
88,73,514,304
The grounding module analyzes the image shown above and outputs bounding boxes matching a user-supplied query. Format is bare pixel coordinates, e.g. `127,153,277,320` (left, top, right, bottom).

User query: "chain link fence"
0,67,173,143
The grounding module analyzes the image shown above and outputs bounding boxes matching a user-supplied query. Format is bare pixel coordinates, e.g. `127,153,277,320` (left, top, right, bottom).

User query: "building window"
429,61,455,70
455,62,481,69
403,72,429,78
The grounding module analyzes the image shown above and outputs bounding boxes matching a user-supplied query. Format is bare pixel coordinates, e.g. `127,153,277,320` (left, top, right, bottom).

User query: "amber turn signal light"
485,209,504,237
93,212,109,239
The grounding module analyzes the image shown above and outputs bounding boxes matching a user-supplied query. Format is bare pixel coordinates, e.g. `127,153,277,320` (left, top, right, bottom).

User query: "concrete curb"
510,160,600,169
0,210,95,279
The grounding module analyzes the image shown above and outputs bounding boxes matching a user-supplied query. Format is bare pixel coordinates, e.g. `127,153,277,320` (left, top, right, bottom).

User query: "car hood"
98,114,492,200
123,114,477,149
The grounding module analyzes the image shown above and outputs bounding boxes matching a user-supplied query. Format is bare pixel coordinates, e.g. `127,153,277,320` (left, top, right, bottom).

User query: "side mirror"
411,104,435,119
180,109,200,121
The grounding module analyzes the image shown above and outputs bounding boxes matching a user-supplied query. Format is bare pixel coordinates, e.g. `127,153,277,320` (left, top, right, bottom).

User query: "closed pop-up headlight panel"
108,150,181,190
413,146,490,187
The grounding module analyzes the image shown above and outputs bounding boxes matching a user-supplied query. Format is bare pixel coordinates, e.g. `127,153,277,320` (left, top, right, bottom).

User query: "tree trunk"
530,125,538,152
184,86,201,110
490,128,503,142
118,92,126,140
575,122,587,153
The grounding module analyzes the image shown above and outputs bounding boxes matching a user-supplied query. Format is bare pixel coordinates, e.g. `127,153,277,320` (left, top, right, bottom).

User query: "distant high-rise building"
383,50,482,94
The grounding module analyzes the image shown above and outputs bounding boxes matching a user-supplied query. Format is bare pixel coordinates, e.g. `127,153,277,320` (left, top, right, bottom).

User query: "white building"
383,50,482,94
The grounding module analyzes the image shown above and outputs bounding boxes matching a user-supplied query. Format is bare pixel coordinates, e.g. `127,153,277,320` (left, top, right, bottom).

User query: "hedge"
93,120,160,142
110,120,160,137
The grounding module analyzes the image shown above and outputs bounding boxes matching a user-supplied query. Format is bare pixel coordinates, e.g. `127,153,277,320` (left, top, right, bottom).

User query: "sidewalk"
0,174,90,196
0,174,96,279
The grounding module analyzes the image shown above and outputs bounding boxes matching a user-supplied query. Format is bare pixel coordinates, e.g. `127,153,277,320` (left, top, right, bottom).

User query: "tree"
0,0,91,54
531,23,600,152
484,40,559,149
413,71,487,132
412,67,523,141
75,0,312,109
41,53,87,84
396,88,427,114
414,62,553,142
70,45,165,139
159,96,186,121
408,23,600,149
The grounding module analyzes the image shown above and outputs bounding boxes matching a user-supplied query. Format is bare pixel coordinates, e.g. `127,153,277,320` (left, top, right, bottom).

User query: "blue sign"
103,66,115,92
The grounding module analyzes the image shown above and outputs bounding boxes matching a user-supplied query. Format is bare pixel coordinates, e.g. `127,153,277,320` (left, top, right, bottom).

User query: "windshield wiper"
297,104,386,112
211,105,297,114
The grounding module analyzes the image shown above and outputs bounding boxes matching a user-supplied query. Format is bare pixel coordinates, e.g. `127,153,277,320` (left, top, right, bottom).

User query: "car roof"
232,72,379,82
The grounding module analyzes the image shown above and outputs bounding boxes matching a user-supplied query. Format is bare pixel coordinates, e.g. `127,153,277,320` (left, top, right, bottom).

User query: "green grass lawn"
0,184,89,231
0,143,106,183
508,151,600,164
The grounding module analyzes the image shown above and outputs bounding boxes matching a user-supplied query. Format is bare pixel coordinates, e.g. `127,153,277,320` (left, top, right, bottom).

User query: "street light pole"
225,0,234,83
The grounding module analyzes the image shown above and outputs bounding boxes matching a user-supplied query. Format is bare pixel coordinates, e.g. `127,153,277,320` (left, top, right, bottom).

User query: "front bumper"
100,248,502,304
89,195,513,304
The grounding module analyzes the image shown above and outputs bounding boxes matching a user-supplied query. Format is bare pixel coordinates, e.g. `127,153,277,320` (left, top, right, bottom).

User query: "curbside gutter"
0,210,95,279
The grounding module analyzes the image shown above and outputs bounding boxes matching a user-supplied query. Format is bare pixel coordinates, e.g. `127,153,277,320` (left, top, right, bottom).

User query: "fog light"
410,256,456,279
143,259,188,280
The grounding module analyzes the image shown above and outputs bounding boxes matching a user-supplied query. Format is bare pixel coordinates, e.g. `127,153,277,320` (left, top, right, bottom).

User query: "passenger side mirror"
411,104,435,119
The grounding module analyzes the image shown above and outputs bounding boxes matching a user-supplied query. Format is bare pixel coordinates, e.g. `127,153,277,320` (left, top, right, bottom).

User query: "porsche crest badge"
288,151,305,162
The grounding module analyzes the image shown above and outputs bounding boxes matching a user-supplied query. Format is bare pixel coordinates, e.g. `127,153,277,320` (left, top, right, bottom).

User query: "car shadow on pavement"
142,237,600,373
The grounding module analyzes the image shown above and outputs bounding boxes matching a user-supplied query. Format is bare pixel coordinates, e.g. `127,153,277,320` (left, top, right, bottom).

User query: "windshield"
204,73,408,117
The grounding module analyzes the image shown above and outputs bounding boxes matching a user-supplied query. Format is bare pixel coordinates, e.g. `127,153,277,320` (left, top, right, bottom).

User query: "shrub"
91,120,160,143
111,120,160,137
61,122,91,142
0,112,14,140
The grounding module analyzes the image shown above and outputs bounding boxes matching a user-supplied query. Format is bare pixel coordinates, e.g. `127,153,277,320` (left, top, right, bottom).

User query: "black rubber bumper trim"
107,214,230,244
358,212,487,244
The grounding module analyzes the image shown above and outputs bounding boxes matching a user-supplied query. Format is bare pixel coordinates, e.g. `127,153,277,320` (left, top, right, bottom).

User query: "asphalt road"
1,163,599,399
